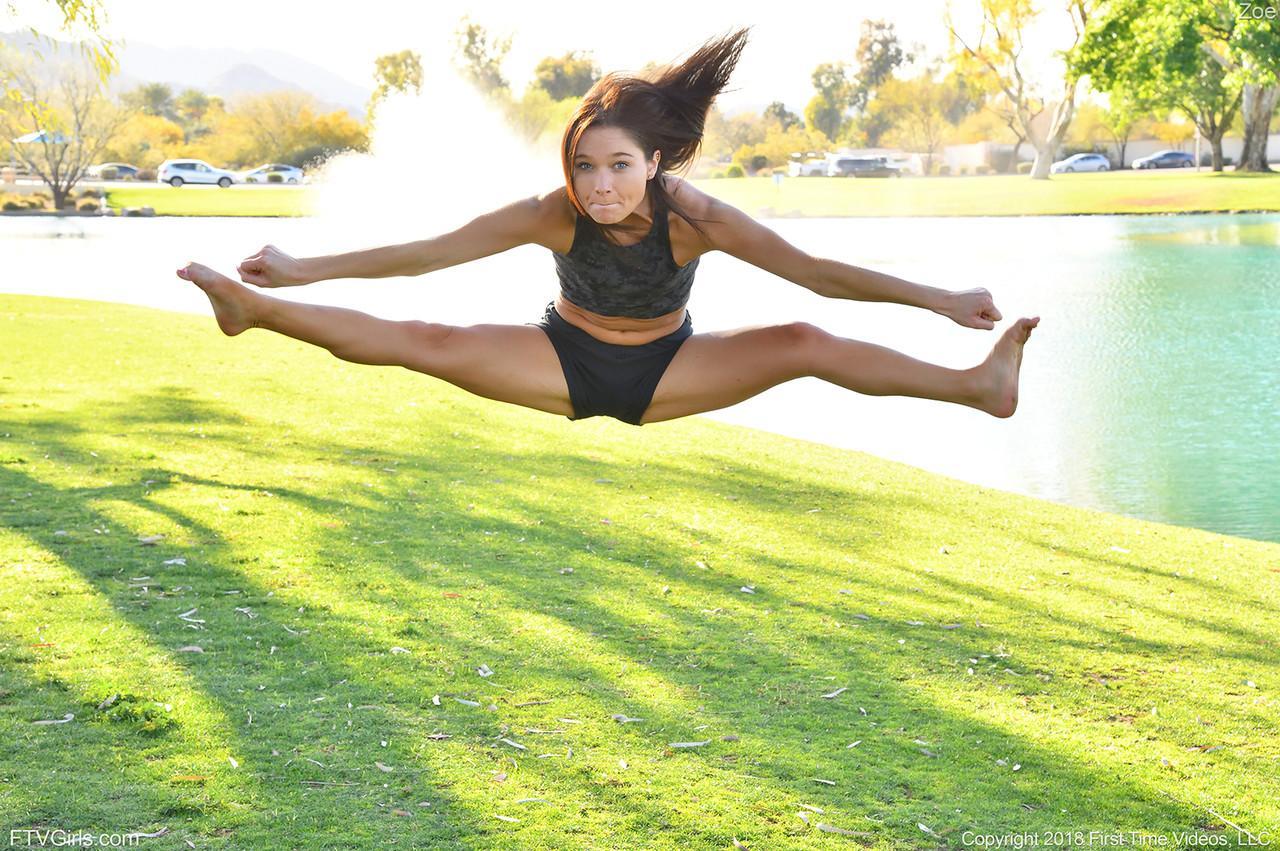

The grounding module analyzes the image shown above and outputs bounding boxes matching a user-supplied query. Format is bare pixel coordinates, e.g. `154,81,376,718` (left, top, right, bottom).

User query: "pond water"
4,212,1277,543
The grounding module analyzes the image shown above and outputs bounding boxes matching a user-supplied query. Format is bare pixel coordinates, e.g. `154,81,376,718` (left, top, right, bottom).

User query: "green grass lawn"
98,170,1280,219
2,294,1276,849
104,185,311,217
697,170,1280,218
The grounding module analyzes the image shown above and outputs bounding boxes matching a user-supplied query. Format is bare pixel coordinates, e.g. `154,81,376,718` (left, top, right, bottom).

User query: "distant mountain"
206,63,305,98
0,30,371,119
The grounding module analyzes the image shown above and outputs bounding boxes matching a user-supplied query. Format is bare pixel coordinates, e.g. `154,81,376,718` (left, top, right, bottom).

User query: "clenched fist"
237,244,308,288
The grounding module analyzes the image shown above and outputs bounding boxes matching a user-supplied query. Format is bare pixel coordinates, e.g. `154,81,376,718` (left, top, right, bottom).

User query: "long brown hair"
560,27,750,246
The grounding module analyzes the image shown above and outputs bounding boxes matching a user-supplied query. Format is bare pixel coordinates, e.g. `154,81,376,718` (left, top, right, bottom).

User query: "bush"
975,165,993,176
711,170,726,179
136,168,156,182
726,164,744,178
0,194,47,211
100,167,118,180
757,167,773,177
78,187,103,199
77,200,99,212
938,165,951,176
1017,162,1033,174
267,173,284,183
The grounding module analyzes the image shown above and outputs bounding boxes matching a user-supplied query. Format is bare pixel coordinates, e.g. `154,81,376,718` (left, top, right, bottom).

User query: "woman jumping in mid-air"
177,27,1038,427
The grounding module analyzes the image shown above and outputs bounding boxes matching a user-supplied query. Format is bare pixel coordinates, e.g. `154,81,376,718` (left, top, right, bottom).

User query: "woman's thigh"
640,322,823,424
404,322,575,418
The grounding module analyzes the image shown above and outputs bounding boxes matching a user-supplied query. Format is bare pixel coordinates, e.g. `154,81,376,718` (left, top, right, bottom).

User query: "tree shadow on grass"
2,386,1265,846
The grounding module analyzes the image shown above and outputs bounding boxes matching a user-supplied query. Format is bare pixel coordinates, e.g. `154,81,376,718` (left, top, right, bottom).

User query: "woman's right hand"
237,244,308,288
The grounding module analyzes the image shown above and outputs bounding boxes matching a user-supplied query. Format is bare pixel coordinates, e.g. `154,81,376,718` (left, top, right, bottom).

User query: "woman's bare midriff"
554,295,687,345
547,176,704,345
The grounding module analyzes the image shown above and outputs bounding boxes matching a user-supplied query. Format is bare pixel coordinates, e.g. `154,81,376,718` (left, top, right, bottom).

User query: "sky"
6,0,1077,114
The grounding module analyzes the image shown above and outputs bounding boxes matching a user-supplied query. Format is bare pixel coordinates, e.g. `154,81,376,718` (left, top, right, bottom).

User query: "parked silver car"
1050,153,1111,173
157,159,238,188
240,163,305,184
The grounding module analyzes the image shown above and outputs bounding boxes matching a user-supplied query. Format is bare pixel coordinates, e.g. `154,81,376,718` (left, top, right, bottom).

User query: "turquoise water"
1042,216,1279,541
3,212,1278,542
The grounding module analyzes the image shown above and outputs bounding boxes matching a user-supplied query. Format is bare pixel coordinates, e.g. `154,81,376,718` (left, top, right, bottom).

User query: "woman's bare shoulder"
661,174,714,218
532,185,577,252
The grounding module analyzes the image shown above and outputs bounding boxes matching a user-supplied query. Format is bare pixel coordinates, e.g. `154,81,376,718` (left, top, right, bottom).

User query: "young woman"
177,28,1039,426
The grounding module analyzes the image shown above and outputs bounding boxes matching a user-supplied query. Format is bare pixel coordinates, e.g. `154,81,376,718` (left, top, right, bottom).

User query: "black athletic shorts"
526,300,693,426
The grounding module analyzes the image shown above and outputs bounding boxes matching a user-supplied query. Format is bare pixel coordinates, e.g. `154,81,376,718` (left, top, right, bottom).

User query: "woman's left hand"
938,288,1003,330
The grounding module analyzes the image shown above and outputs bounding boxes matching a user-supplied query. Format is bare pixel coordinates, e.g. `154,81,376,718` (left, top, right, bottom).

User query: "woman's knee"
782,321,830,374
405,320,454,350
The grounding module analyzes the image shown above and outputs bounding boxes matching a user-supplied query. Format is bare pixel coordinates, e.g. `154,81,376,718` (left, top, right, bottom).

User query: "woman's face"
572,125,660,223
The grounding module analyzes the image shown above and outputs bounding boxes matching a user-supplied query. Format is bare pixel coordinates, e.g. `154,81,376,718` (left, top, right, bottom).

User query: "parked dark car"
831,157,901,178
86,162,139,180
1131,150,1194,170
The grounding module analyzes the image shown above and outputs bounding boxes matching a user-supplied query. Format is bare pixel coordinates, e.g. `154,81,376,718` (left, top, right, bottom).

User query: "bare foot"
176,262,261,336
971,316,1040,418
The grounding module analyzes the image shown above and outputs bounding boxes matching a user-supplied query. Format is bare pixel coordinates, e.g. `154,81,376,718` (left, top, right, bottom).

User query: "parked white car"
788,158,829,177
240,163,305,184
157,159,239,187
1050,153,1111,174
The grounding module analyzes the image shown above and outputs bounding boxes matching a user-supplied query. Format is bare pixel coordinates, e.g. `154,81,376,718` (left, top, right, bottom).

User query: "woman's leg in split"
177,261,445,363
641,318,1039,425
176,262,575,417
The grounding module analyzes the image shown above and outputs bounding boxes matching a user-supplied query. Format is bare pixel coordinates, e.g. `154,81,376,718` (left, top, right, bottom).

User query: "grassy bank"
93,170,1280,219
695,170,1280,218
2,294,1276,849
104,185,311,217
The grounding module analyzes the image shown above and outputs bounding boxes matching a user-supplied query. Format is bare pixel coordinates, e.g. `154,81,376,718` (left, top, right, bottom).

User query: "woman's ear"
648,150,661,180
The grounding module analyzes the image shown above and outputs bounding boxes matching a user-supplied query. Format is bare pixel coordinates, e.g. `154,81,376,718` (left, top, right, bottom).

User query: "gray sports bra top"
551,189,699,320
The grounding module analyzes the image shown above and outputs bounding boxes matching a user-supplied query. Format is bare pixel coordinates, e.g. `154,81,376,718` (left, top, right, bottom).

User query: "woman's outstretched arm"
236,192,558,288
702,196,1002,329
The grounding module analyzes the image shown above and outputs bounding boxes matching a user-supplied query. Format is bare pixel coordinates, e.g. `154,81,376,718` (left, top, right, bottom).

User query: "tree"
98,112,184,168
701,106,769,162
1071,0,1243,171
806,62,854,142
0,52,128,209
1098,93,1146,167
121,82,178,121
851,19,913,111
1221,11,1280,172
877,71,967,173
732,122,833,172
1151,114,1196,146
452,16,511,97
763,101,802,132
285,109,369,169
7,0,117,87
949,0,1093,179
366,49,423,123
227,91,367,166
175,88,211,124
499,85,580,148
532,51,600,101
231,91,316,163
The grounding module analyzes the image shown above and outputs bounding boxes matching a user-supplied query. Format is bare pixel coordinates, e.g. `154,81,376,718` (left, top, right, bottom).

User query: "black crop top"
551,188,699,319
